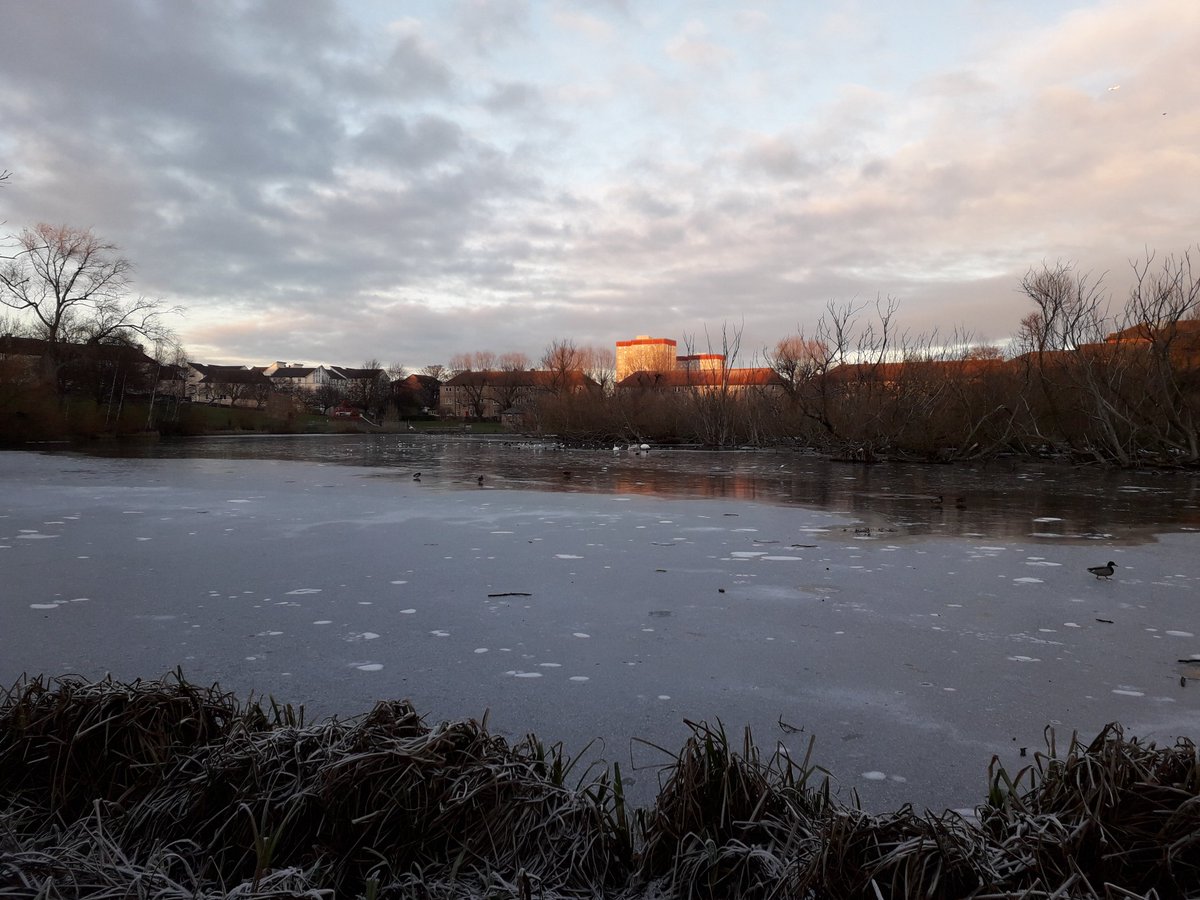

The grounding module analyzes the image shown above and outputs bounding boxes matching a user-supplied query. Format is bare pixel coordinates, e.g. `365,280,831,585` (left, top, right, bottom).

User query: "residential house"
189,364,273,408
441,369,599,418
393,373,441,416
616,367,786,395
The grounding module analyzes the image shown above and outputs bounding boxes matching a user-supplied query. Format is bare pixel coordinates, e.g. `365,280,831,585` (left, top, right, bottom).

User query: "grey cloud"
353,115,465,169
454,0,532,54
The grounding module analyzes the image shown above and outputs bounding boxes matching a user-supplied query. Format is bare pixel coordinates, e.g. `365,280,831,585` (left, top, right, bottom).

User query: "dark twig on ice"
488,591,533,597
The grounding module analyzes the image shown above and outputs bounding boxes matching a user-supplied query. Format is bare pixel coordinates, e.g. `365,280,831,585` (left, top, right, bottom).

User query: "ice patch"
555,554,584,559
474,648,488,654
399,608,416,614
287,588,322,595
1013,577,1044,584
539,662,562,668
762,555,803,561
573,632,590,638
731,551,768,558
356,663,384,672
861,771,887,781
30,603,60,610
312,620,333,625
657,695,670,700
1025,561,1062,567
1112,688,1144,697
390,580,408,585
1166,630,1195,638
430,630,450,637
1033,517,1063,523
512,671,543,678
569,676,590,682
1008,656,1041,663
16,533,58,540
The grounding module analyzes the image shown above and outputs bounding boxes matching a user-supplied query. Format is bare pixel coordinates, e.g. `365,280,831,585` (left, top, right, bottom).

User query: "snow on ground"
1,449,1197,812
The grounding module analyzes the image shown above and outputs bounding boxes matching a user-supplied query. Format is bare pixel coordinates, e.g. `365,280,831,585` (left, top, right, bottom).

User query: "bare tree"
0,224,181,391
540,338,584,394
1,224,179,346
421,363,447,381
580,345,616,394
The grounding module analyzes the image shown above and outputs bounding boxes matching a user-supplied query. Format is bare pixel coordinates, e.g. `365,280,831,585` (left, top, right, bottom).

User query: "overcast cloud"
2,0,1197,367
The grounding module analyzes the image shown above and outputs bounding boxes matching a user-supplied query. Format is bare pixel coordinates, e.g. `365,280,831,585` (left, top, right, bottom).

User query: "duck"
477,474,484,486
1087,561,1117,580
954,496,967,509
930,495,944,507
412,472,421,481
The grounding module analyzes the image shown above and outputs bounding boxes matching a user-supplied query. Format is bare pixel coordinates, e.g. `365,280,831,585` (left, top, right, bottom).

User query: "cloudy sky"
2,1,1197,369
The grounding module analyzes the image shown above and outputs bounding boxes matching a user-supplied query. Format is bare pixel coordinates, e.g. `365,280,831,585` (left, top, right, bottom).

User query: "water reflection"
75,434,1200,543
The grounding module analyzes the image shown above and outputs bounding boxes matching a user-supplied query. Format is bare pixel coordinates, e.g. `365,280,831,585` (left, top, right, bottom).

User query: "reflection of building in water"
615,333,784,394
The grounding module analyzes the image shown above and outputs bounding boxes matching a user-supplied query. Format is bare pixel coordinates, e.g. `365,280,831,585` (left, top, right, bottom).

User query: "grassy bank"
1,673,1197,898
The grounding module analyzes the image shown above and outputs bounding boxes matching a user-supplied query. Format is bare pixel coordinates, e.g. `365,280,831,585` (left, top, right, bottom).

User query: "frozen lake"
3,437,1199,813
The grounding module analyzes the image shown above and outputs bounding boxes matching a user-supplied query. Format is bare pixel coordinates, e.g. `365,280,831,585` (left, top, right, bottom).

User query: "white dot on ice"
861,771,887,781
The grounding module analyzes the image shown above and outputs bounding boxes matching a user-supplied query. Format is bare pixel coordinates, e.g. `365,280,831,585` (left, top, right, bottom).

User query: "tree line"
4,216,1199,465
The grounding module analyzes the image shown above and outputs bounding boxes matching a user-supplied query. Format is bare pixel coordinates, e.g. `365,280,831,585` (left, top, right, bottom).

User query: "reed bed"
1,673,1197,899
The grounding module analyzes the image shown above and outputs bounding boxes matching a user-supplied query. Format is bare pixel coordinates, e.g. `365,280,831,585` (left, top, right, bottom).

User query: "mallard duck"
1087,561,1117,580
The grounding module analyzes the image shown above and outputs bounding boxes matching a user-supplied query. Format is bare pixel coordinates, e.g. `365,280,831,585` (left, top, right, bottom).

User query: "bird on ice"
1087,561,1117,579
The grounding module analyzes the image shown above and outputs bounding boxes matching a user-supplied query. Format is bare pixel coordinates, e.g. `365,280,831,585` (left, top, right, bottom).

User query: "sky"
1,1,1198,370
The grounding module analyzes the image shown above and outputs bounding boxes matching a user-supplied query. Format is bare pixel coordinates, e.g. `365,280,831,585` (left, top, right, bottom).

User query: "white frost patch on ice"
1013,577,1044,584
390,580,408,585
1025,561,1062,567
762,555,803,561
731,551,768,558
16,533,58,540
658,695,670,700
1166,630,1195,637
569,676,590,682
1112,688,1144,697
474,648,488,654
573,632,590,638
539,662,562,668
1008,656,1041,663
861,771,887,781
400,608,417,614
555,554,584,559
227,499,252,504
1030,532,1065,538
732,528,759,532
356,663,384,672
1033,517,1063,523
512,671,543,678
313,620,333,625
30,603,60,609
975,546,1007,552
430,630,450,637
360,632,380,640
1064,622,1080,628
490,531,514,534
287,588,322,595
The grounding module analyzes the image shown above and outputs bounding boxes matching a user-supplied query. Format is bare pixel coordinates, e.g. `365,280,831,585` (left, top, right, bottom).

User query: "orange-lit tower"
616,335,677,381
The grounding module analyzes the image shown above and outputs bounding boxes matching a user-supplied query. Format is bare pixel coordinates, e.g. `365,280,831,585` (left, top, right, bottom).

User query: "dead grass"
2,673,1197,899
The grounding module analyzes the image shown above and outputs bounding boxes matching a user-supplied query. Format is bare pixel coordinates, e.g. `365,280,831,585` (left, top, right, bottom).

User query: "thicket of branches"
536,252,1200,467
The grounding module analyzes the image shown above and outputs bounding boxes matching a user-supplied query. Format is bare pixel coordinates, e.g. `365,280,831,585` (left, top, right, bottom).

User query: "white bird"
1108,84,1121,92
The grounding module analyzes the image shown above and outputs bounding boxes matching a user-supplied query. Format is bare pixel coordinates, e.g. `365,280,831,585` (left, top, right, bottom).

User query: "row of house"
8,319,1199,421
